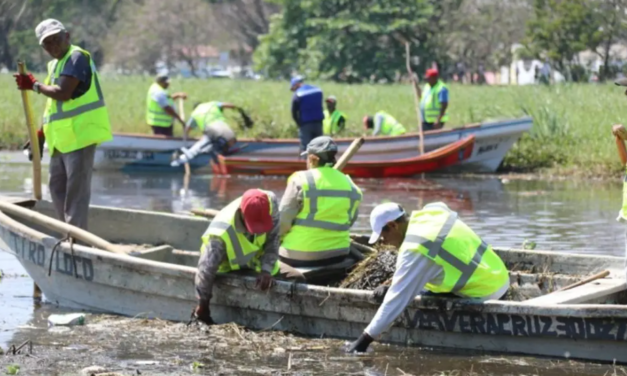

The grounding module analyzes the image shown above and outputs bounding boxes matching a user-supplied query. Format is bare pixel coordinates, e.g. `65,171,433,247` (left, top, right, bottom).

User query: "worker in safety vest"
15,19,112,230
279,136,363,268
171,101,238,167
323,95,347,136
363,112,406,137
194,189,304,325
146,73,187,136
347,202,510,352
419,68,449,131
291,76,325,152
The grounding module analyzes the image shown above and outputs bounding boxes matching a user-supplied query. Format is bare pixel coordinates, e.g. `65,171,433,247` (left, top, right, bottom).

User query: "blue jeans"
298,121,323,152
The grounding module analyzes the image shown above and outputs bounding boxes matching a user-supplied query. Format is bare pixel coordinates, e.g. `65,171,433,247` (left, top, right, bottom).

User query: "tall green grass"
0,73,624,174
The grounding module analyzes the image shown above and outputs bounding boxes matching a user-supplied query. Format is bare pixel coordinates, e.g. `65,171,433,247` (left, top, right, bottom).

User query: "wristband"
33,82,41,94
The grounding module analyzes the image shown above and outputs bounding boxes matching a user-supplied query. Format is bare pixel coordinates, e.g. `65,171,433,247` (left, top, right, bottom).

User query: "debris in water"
48,313,86,327
80,365,107,375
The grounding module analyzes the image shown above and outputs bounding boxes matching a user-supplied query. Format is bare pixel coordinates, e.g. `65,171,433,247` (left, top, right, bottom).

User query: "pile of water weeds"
340,245,397,290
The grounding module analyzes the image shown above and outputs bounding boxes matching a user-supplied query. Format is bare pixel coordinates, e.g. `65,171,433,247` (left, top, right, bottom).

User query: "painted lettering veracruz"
402,310,627,341
0,227,94,281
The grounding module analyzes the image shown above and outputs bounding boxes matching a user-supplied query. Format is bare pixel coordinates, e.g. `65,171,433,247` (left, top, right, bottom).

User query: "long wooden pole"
0,201,126,255
554,270,610,292
17,62,42,200
405,42,425,155
177,97,191,177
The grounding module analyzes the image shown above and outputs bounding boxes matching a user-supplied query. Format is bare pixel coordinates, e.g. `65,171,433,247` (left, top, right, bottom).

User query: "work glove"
255,271,274,291
13,73,38,91
237,108,254,129
371,285,389,304
346,332,374,353
191,303,215,326
22,129,45,161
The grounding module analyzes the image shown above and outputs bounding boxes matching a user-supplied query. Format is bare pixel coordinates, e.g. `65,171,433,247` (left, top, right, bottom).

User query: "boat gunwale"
1,202,627,319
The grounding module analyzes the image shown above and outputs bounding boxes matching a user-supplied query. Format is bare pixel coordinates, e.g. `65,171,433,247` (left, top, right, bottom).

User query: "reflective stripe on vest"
323,110,346,135
208,221,258,267
42,45,112,154
294,170,362,231
402,205,508,297
421,81,449,123
191,102,226,131
146,83,173,127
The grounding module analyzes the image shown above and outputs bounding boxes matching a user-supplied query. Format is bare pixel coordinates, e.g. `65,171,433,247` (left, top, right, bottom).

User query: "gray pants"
298,121,323,152
49,145,96,230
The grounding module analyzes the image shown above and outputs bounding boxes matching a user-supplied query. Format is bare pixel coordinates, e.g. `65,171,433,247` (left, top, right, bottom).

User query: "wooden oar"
554,270,610,293
334,137,364,170
0,201,126,255
17,62,42,200
189,137,366,219
405,42,425,155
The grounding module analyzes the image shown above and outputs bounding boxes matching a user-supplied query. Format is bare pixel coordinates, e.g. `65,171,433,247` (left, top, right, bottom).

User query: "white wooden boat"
7,117,532,174
1,198,626,363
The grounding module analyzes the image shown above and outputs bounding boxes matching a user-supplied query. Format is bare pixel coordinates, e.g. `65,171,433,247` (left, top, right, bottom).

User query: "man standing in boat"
419,69,449,131
170,101,239,167
363,111,407,136
291,76,325,152
146,73,187,136
323,95,347,136
194,189,303,325
279,136,363,270
14,19,112,230
346,201,509,352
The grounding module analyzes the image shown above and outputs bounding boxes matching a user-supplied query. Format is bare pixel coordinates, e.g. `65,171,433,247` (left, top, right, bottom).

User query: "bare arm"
38,75,80,102
163,106,186,129
436,102,448,125
220,102,238,110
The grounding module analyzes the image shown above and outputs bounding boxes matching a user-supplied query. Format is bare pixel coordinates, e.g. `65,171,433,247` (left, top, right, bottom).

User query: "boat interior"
6,197,627,306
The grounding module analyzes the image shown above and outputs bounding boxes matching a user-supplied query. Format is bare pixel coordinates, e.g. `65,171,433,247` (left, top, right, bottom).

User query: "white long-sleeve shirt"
364,203,509,338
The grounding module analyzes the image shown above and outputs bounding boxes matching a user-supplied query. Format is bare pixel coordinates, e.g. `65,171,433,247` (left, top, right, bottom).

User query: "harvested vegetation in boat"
340,246,397,290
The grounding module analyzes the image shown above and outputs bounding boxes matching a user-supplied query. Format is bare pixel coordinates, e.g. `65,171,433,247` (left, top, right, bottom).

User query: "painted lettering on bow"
402,310,627,341
0,228,94,281
104,149,155,161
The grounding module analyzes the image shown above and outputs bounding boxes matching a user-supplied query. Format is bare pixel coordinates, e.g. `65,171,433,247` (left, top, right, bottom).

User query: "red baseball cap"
240,189,273,234
425,68,439,78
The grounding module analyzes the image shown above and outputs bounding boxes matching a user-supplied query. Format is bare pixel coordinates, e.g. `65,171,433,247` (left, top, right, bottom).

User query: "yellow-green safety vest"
43,45,112,154
323,110,346,135
401,203,508,297
190,102,226,131
146,83,174,127
420,81,449,123
201,192,280,275
281,167,363,261
376,111,406,136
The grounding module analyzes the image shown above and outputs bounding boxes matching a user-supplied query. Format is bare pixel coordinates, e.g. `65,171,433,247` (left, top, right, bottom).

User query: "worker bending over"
15,19,112,230
279,136,363,267
347,201,510,352
363,111,406,137
146,74,187,136
323,95,347,136
171,101,238,167
194,189,303,325
419,69,449,131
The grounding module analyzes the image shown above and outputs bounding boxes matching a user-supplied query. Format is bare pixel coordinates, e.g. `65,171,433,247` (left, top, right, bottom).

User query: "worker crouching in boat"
347,202,510,352
363,111,407,137
279,136,363,270
171,101,238,167
193,189,303,325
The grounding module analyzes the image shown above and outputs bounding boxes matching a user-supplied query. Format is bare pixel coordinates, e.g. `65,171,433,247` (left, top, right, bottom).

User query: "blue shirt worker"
290,76,324,152
14,19,112,230
420,69,449,131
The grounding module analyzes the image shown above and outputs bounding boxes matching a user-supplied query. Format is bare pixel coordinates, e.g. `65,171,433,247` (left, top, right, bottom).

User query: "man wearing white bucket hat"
346,201,510,352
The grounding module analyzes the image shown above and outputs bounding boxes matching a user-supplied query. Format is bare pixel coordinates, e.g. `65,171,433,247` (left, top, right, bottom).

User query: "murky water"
1,164,625,375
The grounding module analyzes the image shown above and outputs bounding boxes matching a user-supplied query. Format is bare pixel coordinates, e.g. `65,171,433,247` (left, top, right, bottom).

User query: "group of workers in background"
14,18,511,356
149,69,450,168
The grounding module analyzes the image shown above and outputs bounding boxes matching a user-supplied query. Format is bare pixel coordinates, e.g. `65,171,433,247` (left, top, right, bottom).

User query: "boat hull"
10,117,530,174
3,200,626,364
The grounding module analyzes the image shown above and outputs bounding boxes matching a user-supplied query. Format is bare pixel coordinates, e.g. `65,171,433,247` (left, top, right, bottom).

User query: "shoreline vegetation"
1,74,625,178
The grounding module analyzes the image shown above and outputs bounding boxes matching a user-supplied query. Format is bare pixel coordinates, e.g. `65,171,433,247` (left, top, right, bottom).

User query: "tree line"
1,0,625,82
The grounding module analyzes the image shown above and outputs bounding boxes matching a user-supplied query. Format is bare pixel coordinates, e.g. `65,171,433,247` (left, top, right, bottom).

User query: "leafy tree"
254,0,455,83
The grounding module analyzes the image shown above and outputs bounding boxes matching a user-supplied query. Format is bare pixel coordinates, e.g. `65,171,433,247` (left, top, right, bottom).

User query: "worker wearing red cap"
419,69,449,131
193,188,302,325
323,95,347,136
